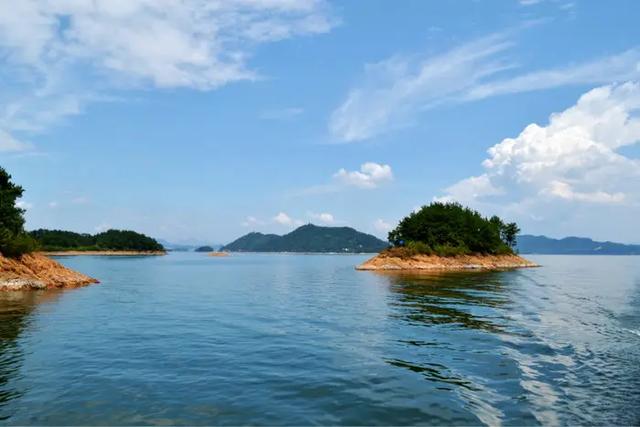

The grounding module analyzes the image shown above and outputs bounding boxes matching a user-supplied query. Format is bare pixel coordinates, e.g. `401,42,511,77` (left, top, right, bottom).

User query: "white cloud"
273,212,304,227
273,212,293,225
308,212,335,224
16,200,33,210
94,222,112,233
0,0,335,148
0,130,31,152
373,218,393,233
259,107,304,120
440,81,640,211
241,215,264,227
48,201,59,208
330,30,640,142
333,162,393,189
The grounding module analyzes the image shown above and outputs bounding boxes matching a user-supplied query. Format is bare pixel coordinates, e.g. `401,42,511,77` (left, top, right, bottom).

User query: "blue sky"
2,0,640,244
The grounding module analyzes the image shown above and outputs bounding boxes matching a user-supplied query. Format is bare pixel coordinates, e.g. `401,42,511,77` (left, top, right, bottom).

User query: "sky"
2,0,640,244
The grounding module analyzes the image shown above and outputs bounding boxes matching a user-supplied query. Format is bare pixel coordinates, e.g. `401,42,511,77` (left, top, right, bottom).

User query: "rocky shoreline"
357,253,538,272
0,253,98,291
208,252,229,257
43,250,166,256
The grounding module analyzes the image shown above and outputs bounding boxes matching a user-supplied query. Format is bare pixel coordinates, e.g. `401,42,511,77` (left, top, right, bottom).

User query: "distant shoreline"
44,250,167,256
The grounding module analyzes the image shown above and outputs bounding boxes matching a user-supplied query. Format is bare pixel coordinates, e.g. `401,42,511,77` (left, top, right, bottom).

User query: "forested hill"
517,235,640,255
223,224,388,253
29,229,164,252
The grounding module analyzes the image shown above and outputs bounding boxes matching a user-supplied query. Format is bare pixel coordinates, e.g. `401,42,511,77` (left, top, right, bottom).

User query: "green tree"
502,222,520,249
0,167,37,257
388,202,516,256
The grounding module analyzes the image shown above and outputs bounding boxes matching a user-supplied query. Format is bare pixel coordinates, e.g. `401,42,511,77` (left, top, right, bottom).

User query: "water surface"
0,253,638,425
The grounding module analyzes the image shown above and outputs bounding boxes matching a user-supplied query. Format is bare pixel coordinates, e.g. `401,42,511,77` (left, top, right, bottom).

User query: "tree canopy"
0,167,37,257
30,229,164,252
388,202,519,256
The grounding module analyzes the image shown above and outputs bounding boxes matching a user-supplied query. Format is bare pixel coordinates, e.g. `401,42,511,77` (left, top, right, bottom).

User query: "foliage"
194,246,214,252
0,167,38,257
387,202,518,256
29,229,164,252
223,224,388,253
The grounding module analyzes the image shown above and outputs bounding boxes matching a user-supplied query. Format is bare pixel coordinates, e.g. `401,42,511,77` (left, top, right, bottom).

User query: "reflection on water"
0,291,61,418
383,271,512,333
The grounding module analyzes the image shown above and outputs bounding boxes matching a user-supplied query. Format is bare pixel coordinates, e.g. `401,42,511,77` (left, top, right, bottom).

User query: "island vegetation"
0,167,38,257
223,224,388,253
386,202,520,257
29,229,164,252
358,202,535,271
195,246,214,252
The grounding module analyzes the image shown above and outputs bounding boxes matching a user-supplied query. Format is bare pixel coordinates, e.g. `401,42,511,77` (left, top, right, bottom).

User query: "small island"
195,245,214,252
358,202,538,272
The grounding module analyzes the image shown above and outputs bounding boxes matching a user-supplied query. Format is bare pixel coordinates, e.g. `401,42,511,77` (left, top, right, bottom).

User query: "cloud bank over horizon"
436,81,640,238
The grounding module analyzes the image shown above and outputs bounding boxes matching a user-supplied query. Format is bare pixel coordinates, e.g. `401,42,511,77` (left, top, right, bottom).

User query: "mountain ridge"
223,224,388,253
517,234,640,255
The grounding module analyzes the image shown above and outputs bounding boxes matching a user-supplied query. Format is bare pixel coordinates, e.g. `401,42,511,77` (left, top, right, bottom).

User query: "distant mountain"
223,224,388,253
517,235,640,255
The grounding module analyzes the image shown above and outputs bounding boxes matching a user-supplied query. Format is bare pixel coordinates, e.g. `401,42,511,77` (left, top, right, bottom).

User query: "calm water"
0,253,638,425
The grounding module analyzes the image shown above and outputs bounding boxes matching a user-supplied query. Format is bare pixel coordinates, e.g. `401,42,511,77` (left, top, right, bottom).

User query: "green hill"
223,224,387,253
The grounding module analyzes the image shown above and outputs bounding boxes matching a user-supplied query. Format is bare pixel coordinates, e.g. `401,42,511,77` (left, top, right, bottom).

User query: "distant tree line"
388,202,520,256
29,229,164,252
0,167,38,257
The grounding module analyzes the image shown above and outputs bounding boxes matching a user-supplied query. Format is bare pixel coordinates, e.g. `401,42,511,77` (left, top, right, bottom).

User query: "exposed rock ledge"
43,250,166,256
208,252,229,257
0,253,98,291
357,253,538,272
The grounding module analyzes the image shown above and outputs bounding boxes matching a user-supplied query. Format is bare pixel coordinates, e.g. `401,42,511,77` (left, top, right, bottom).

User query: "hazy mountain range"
516,235,640,255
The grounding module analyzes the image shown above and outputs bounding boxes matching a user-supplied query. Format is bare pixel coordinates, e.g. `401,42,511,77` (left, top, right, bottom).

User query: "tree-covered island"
386,202,520,256
358,202,535,271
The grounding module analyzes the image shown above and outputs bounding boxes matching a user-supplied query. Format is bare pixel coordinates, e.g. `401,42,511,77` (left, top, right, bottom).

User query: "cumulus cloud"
0,0,335,148
333,162,393,189
330,30,640,142
439,81,640,211
16,200,33,210
373,218,393,234
308,212,335,224
241,215,264,227
273,212,304,227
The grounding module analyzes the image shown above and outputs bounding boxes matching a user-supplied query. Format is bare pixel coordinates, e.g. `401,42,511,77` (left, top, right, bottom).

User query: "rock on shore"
357,252,538,272
0,253,98,291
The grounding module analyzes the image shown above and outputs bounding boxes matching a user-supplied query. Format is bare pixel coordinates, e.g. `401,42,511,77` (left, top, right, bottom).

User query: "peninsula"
29,229,166,255
358,202,537,272
0,167,98,290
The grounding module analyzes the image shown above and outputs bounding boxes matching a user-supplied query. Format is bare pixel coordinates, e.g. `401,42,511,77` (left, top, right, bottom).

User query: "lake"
0,253,638,425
